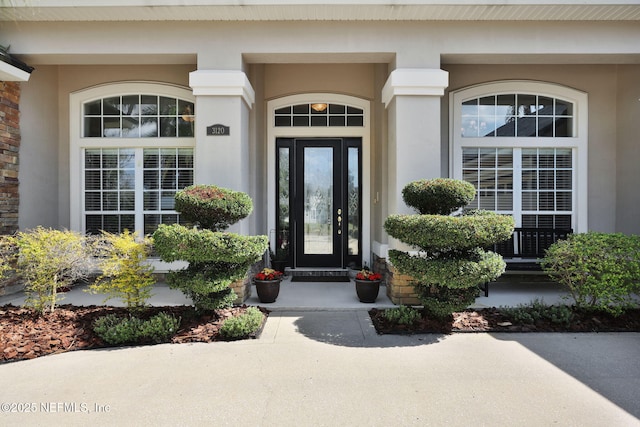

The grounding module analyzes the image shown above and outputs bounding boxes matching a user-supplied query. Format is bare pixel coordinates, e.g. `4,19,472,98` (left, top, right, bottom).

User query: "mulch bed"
0,304,268,364
369,307,640,334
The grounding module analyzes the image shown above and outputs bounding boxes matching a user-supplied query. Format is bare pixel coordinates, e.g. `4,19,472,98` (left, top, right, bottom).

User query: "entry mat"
290,275,350,283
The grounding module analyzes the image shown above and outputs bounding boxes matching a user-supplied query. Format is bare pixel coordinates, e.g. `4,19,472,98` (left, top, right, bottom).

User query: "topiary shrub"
385,178,514,319
542,232,640,316
153,185,268,312
175,185,253,231
219,307,264,340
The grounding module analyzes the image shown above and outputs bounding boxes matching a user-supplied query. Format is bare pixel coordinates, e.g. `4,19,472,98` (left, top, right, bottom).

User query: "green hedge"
542,232,640,316
384,212,514,251
175,184,253,231
153,224,268,264
402,178,476,215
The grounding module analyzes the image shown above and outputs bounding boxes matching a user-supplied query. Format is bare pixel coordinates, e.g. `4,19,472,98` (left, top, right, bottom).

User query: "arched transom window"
451,81,588,247
461,94,573,138
83,94,195,138
274,103,364,127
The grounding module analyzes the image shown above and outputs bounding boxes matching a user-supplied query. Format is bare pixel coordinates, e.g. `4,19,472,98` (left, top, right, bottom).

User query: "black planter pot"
255,279,281,303
355,279,381,303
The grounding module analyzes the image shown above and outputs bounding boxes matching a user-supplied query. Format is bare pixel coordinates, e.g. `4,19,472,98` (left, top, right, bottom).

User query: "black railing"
493,228,573,259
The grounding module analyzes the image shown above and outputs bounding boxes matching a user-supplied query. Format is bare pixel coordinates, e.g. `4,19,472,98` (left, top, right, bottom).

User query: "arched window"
451,81,588,244
70,83,195,235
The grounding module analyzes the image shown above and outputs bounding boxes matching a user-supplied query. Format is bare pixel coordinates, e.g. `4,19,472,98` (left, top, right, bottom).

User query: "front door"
276,137,361,268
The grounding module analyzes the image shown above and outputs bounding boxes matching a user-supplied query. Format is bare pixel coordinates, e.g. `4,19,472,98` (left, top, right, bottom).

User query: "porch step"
288,268,351,283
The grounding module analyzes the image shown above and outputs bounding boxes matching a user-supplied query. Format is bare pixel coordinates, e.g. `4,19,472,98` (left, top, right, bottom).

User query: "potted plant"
354,269,383,303
269,246,289,274
254,268,284,303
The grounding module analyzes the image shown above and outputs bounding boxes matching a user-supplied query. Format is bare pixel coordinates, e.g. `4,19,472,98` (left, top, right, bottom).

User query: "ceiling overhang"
1,1,639,22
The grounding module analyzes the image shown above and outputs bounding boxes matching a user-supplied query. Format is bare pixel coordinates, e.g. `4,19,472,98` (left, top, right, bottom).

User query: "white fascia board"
189,70,255,107
0,60,31,82
9,1,640,6
382,68,449,108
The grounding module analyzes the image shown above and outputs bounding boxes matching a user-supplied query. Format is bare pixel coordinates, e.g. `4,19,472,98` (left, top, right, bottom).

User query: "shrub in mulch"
369,307,640,335
0,304,268,364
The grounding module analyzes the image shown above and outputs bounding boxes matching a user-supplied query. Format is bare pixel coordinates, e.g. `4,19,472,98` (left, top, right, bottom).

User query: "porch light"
311,103,328,112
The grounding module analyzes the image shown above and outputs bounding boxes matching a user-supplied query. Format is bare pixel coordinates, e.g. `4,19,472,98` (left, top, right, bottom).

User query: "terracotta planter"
255,279,281,303
355,279,381,303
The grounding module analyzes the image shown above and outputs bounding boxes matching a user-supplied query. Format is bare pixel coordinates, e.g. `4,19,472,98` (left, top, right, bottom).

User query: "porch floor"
0,275,570,310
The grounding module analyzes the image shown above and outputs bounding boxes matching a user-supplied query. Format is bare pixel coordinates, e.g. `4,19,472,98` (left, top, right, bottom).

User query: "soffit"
2,2,640,22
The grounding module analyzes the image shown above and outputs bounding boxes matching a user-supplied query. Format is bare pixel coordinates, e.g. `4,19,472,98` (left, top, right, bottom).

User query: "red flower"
355,270,382,281
255,268,283,281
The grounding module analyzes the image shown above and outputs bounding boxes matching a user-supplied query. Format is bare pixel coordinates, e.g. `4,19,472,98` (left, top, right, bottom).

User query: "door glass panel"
277,147,291,254
347,147,359,255
303,147,333,254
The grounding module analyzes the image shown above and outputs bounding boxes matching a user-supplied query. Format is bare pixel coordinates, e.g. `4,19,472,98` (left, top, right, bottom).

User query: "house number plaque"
207,124,230,136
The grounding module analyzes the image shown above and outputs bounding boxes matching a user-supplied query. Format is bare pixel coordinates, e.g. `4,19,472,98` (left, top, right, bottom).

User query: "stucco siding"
615,64,640,235
19,66,59,230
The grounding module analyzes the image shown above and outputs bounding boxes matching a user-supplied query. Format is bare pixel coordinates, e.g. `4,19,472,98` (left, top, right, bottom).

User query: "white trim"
449,80,588,233
267,93,371,268
0,60,31,82
189,70,255,108
382,68,449,108
69,81,196,233
372,240,389,260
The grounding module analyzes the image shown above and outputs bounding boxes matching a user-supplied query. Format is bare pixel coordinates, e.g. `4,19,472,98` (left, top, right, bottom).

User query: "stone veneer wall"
0,82,20,235
373,253,421,306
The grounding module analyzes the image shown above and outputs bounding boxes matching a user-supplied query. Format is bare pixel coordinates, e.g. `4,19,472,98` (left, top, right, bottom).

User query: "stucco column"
382,68,448,249
189,70,255,233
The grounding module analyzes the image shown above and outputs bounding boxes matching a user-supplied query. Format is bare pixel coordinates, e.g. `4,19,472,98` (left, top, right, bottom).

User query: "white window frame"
70,82,195,234
450,81,588,233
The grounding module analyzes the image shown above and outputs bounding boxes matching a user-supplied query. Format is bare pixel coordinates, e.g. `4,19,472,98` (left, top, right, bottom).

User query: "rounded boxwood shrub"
402,178,475,215
175,184,253,231
219,307,264,340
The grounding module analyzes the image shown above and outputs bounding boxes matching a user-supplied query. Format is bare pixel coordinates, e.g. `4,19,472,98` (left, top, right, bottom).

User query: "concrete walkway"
2,280,639,426
0,310,639,426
